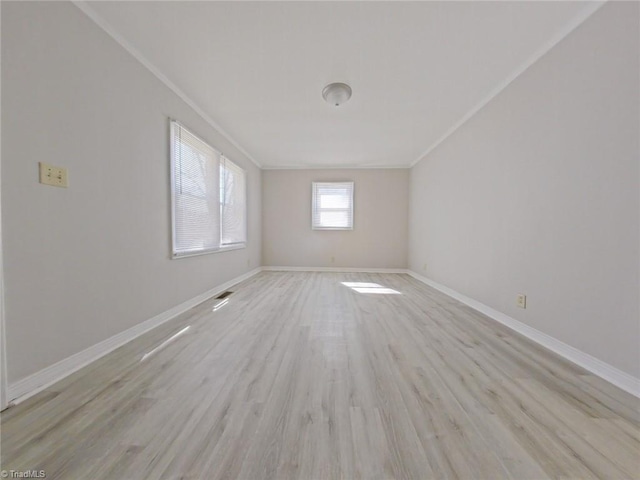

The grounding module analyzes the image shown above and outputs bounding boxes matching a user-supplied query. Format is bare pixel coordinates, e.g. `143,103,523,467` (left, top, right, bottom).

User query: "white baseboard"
6,268,262,406
262,266,407,274
7,267,637,406
406,270,640,398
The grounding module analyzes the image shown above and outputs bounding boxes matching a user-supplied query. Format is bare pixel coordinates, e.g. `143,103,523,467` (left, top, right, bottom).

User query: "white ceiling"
80,1,598,169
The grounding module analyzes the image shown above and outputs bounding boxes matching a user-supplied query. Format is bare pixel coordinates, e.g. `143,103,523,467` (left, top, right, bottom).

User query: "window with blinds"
170,121,246,257
311,182,354,230
220,157,247,245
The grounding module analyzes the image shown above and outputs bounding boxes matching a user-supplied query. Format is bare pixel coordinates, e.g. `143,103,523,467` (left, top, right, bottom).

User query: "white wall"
0,0,6,408
409,2,639,378
263,169,409,269
1,2,261,384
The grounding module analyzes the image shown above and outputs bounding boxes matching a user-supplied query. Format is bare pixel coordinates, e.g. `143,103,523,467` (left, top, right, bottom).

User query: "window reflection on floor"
141,325,191,362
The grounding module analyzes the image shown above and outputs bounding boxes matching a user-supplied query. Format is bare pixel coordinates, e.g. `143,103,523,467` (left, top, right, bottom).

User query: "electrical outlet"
423,263,427,271
330,256,335,263
516,294,527,309
39,162,68,188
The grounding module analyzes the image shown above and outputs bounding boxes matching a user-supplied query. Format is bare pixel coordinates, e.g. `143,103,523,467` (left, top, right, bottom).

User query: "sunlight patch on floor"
341,282,401,295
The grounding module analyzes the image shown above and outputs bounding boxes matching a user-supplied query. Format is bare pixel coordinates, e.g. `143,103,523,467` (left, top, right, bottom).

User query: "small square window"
311,182,354,230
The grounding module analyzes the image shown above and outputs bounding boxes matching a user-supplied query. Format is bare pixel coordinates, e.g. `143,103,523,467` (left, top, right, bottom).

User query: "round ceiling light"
322,82,352,107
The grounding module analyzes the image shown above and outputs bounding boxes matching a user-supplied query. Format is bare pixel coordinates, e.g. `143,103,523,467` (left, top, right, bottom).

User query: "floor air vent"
215,291,233,300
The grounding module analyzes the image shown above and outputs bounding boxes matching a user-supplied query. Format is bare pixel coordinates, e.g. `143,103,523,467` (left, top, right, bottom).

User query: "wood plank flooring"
1,272,639,479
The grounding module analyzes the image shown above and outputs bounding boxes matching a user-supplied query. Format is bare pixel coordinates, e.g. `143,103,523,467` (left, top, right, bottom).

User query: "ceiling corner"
71,0,263,170
408,0,606,170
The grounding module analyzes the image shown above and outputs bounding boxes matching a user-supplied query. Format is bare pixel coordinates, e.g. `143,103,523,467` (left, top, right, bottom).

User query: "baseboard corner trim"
406,270,640,398
261,266,408,274
6,267,262,407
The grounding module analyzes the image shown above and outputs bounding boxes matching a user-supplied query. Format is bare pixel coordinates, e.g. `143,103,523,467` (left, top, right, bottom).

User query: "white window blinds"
220,157,247,245
312,182,354,230
171,121,221,256
171,120,247,257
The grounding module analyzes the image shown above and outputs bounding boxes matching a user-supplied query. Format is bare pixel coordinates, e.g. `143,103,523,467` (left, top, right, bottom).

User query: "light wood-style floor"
1,272,639,479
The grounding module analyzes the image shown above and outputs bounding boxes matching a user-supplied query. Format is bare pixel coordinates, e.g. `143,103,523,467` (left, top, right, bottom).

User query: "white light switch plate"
39,162,68,188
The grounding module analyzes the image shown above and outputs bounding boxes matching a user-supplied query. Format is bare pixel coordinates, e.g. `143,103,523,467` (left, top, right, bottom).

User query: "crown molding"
72,0,606,172
409,0,607,168
72,1,262,169
261,164,409,170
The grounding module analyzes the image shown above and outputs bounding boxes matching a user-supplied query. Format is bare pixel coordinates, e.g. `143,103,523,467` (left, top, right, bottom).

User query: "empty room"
1,1,638,479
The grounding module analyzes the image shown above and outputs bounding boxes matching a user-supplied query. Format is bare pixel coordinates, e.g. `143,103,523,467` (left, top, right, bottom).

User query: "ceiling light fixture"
322,82,352,107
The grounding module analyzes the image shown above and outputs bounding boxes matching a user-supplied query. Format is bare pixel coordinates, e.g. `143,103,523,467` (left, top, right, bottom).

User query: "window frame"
220,156,248,248
169,120,247,259
311,181,355,231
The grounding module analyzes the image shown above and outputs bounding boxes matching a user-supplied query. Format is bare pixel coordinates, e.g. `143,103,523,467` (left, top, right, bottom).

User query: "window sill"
312,227,354,231
172,243,246,259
